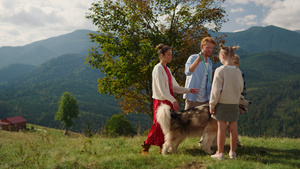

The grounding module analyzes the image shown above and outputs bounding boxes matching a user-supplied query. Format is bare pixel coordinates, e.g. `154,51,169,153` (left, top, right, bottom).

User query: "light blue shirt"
183,54,213,102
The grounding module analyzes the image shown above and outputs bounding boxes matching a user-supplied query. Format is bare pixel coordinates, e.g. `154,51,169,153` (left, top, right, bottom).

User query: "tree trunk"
65,127,68,135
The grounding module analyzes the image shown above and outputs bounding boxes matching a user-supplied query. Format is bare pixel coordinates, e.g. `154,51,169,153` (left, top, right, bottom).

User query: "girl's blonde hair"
220,44,240,58
156,44,171,60
233,55,240,66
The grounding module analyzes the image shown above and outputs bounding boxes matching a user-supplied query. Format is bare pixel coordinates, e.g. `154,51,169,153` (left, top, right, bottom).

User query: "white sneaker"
229,152,237,159
211,153,225,160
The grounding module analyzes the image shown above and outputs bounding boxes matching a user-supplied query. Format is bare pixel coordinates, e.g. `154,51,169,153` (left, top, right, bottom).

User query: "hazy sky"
0,0,299,47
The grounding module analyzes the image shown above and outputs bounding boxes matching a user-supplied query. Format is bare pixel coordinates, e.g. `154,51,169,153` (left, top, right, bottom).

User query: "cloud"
230,7,245,13
250,0,278,7
7,6,64,27
227,0,299,31
0,0,97,47
227,0,250,5
262,0,300,30
233,29,246,32
236,15,257,26
228,0,277,7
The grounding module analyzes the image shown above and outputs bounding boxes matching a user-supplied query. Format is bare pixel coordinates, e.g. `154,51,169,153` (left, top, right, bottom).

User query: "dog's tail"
156,103,172,134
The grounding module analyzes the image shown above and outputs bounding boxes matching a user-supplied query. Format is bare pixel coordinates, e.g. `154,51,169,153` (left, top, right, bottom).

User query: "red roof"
1,116,26,124
0,121,10,125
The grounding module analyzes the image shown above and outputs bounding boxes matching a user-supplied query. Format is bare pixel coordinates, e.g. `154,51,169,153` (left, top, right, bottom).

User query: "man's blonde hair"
201,37,216,46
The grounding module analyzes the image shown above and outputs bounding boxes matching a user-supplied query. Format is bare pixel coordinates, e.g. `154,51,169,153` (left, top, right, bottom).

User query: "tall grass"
0,125,299,169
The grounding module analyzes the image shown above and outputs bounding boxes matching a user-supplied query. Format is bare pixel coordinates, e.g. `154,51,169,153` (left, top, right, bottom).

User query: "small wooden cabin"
0,116,27,131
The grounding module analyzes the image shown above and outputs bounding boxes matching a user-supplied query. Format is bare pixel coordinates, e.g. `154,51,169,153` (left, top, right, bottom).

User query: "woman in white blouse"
141,44,198,155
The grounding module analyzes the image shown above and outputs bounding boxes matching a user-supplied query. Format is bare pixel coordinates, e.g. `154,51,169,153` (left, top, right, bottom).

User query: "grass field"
0,124,299,169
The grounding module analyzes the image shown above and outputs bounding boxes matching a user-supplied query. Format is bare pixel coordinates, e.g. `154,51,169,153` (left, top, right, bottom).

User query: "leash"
198,52,212,84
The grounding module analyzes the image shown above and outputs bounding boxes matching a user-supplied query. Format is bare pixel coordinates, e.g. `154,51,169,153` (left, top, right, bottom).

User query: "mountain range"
223,25,300,57
0,30,94,69
0,25,299,137
1,25,300,70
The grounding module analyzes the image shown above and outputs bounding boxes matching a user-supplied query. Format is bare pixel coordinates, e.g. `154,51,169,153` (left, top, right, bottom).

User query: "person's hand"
172,101,180,111
210,108,215,115
190,88,199,95
198,52,203,61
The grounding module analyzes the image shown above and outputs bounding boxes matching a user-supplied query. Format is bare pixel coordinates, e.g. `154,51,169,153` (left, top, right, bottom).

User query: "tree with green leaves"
85,122,93,137
55,92,80,135
85,0,227,118
103,114,137,137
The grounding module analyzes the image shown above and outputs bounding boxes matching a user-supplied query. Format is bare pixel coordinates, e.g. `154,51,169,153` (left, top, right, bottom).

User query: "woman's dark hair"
156,44,172,59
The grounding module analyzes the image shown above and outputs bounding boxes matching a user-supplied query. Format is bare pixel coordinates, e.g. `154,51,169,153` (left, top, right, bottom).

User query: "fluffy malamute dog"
157,96,251,155
157,103,217,155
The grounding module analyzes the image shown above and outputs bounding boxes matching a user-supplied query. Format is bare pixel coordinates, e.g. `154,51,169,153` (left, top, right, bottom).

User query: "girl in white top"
210,44,243,160
141,44,198,155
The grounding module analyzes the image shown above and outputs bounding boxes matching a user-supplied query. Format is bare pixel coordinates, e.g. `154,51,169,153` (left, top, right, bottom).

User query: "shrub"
102,114,137,137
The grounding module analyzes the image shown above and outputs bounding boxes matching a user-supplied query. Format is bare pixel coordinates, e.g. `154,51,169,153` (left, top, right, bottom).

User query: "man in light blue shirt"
184,37,216,110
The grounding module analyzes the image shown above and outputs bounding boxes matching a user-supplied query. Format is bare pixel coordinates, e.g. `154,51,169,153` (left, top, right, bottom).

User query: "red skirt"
145,99,174,146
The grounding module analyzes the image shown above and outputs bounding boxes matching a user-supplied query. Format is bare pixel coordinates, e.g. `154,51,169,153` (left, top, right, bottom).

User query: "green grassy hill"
0,127,299,169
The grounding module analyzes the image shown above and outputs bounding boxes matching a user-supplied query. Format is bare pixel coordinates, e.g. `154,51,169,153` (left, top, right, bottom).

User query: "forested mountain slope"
0,54,152,133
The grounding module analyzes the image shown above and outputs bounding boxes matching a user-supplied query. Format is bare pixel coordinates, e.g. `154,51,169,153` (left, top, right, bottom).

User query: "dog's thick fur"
157,103,217,155
157,96,251,156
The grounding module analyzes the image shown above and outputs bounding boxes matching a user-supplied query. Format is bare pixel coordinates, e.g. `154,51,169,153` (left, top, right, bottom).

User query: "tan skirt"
213,103,239,122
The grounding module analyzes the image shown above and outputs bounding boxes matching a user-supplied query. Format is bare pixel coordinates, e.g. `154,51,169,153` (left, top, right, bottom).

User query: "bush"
102,114,137,137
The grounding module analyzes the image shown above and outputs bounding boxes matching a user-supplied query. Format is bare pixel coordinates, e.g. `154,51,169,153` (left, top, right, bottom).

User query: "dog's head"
239,95,252,112
239,95,251,106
